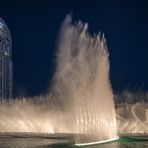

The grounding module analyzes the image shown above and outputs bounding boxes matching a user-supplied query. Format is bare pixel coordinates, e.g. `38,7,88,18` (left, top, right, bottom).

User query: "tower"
0,18,12,101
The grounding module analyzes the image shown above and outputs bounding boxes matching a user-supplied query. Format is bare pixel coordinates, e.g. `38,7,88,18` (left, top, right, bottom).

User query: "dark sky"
1,0,148,97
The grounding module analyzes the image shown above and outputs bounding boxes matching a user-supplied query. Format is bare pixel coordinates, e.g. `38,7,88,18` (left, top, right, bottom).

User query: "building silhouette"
0,18,12,101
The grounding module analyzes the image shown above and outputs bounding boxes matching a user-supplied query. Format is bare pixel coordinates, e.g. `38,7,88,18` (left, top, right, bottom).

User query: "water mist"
0,15,117,144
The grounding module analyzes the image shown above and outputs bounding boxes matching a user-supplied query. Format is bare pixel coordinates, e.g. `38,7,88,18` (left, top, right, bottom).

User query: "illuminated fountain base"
0,132,119,147
75,136,119,146
0,132,148,148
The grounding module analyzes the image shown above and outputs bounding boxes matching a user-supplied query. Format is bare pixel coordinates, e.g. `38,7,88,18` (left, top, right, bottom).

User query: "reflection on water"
1,140,148,148
0,135,148,148
95,142,148,148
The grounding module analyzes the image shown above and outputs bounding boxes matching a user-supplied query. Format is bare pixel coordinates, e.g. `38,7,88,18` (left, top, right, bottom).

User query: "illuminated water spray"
51,15,117,142
0,15,117,144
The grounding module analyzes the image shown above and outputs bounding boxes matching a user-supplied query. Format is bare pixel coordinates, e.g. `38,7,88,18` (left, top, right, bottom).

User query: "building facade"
0,18,12,101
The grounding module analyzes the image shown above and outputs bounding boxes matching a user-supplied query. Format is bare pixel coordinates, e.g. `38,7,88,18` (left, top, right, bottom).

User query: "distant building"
0,18,12,101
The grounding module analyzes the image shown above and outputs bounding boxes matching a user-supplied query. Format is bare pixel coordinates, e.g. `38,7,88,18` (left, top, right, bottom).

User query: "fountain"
0,15,117,146
116,91,148,142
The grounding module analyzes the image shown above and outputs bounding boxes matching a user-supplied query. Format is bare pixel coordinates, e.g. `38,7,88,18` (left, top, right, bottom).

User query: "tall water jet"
0,15,117,145
50,15,117,144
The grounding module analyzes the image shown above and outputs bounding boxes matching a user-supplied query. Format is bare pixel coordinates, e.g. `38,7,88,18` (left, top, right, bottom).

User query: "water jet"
0,15,117,146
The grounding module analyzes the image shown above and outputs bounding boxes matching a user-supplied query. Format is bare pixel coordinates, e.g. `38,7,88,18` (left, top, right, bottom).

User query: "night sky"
0,0,148,97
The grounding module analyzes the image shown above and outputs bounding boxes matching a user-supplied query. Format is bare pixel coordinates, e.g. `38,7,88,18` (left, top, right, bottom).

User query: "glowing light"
75,136,119,146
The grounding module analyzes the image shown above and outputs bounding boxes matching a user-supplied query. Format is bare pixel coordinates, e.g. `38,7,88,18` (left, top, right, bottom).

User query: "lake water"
0,133,147,148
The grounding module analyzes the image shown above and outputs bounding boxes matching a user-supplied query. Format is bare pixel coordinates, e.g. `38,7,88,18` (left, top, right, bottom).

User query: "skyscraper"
0,18,12,101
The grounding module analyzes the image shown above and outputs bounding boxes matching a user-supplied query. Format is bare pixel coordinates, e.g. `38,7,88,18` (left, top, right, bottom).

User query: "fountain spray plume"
50,15,117,143
0,14,117,144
